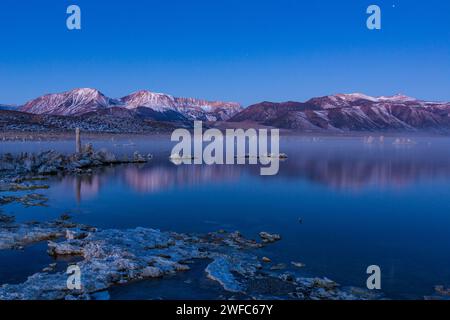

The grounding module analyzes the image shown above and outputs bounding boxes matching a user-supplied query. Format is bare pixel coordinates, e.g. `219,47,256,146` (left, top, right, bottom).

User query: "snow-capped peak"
17,87,242,120
120,90,177,112
377,94,417,102
19,88,111,116
120,90,242,118
71,87,102,96
336,93,378,102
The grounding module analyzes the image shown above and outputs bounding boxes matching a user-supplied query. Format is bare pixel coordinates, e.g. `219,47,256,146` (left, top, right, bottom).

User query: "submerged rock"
270,263,287,271
435,285,450,296
205,257,244,293
0,193,48,207
291,261,306,268
42,263,57,273
0,182,49,192
0,213,15,224
259,231,281,243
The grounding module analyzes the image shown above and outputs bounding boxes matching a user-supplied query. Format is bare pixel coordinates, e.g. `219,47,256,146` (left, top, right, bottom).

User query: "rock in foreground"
0,218,379,300
0,146,149,179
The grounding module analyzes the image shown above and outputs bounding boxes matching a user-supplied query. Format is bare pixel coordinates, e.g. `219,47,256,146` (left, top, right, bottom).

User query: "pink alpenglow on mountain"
120,90,242,121
121,91,178,112
20,88,242,122
230,93,450,132
12,90,450,132
20,88,113,116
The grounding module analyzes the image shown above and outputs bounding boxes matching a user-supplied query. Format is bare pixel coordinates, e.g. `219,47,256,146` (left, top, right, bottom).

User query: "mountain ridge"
3,90,450,133
229,93,450,132
19,88,242,122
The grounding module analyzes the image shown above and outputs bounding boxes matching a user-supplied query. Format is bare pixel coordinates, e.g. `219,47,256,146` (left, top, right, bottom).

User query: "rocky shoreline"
0,144,151,178
0,214,381,300
0,147,381,300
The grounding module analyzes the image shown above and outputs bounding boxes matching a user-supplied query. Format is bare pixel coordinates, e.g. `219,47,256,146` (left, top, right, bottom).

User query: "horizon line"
3,87,449,108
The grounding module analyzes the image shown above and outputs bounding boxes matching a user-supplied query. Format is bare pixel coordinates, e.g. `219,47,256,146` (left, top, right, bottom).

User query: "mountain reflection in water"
53,137,450,200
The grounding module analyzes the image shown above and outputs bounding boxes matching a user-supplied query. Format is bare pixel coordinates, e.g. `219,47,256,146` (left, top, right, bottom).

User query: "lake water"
2,135,450,299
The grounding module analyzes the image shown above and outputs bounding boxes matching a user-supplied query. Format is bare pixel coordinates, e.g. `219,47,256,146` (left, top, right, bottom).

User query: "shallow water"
2,135,450,299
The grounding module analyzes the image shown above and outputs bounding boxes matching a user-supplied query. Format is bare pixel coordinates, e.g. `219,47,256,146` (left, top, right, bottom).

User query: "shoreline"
1,129,450,142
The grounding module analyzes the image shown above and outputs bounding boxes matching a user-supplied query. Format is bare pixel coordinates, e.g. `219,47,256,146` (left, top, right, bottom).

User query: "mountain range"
230,93,450,132
19,88,242,122
2,88,450,133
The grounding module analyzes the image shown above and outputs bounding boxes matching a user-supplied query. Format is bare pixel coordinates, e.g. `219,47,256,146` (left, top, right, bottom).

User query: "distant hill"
229,93,450,132
0,109,180,134
0,104,18,111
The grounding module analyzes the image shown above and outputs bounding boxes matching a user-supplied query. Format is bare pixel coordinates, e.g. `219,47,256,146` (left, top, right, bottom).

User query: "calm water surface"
2,135,450,299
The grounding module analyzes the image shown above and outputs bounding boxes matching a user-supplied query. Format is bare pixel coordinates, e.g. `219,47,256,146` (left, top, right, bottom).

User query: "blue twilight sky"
0,0,449,106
